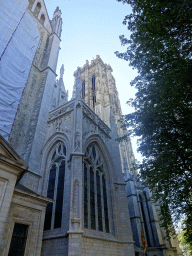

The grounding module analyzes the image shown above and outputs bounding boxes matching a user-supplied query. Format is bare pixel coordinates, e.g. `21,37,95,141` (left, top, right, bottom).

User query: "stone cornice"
82,233,134,244
69,152,84,162
14,187,53,206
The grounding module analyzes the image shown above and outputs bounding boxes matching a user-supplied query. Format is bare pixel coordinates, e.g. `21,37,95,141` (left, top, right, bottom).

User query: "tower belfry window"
92,75,95,92
83,143,109,233
44,143,66,231
92,75,96,108
93,94,96,108
82,80,85,98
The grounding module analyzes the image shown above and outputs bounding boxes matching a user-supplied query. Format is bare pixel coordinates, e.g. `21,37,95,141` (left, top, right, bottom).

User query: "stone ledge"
83,233,134,244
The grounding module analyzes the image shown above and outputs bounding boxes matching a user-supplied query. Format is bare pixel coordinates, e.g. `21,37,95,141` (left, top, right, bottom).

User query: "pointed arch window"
44,143,66,231
83,143,109,233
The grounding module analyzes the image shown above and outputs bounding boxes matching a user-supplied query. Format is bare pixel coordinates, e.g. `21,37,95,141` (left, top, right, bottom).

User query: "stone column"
114,182,135,256
68,99,84,256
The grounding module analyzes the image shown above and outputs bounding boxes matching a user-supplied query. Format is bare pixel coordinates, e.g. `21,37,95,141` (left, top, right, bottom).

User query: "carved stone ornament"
74,131,81,152
76,102,81,108
48,101,74,121
55,118,62,131
68,161,71,170
82,104,110,136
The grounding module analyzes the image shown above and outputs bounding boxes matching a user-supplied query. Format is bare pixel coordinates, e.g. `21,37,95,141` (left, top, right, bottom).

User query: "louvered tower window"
83,143,109,233
92,75,96,108
44,143,66,230
92,75,95,92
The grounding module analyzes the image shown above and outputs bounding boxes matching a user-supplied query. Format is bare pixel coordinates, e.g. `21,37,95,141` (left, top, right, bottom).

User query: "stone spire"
60,64,64,79
53,6,60,15
54,64,68,107
51,7,62,38
73,67,82,99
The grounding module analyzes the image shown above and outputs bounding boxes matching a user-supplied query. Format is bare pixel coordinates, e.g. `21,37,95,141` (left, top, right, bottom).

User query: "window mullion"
51,163,59,230
54,161,65,228
94,169,98,231
90,167,96,229
102,175,109,233
100,173,105,232
87,165,90,229
83,163,88,228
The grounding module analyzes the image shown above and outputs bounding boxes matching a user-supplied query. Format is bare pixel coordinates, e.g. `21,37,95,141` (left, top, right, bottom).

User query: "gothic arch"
38,132,70,195
83,134,116,181
42,132,70,156
43,142,66,230
83,135,116,234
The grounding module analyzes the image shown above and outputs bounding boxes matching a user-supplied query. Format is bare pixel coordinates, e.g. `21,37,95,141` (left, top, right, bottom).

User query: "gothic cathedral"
0,0,182,255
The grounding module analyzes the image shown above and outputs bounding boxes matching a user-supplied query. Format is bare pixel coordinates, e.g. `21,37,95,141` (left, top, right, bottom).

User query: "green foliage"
115,0,192,244
178,225,192,256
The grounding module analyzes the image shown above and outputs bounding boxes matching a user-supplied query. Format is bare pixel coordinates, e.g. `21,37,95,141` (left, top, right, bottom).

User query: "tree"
178,225,192,256
115,0,192,244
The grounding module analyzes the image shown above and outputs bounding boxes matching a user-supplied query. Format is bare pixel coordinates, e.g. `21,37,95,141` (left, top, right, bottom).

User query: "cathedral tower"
73,55,136,176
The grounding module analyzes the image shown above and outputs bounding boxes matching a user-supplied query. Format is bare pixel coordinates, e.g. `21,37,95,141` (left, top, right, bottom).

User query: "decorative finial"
74,67,82,98
60,64,64,79
54,6,60,15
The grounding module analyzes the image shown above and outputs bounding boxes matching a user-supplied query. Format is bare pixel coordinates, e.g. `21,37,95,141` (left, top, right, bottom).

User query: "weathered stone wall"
9,10,50,157
82,237,135,256
1,189,48,256
9,6,62,183
0,169,16,255
41,237,68,256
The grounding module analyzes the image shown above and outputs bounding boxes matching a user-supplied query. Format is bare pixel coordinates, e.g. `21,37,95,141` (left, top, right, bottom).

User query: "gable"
0,135,28,170
0,143,13,159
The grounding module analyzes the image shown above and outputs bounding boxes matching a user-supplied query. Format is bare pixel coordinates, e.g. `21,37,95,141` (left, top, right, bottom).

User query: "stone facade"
0,135,52,256
0,0,182,255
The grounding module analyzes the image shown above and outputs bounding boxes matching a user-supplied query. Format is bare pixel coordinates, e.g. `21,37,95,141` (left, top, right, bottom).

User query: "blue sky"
45,0,142,161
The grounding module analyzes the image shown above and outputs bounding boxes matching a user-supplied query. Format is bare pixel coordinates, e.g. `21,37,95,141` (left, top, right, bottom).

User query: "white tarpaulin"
0,0,40,140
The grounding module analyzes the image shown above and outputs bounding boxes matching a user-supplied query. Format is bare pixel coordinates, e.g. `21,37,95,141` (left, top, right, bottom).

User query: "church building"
0,0,182,255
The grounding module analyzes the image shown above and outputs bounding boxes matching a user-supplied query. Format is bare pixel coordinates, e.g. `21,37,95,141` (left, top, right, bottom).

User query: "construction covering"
0,0,40,140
